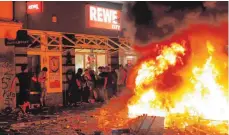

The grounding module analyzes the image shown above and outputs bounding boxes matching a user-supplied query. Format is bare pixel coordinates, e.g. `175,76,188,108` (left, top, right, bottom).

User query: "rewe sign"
86,5,121,31
28,4,39,10
27,1,43,14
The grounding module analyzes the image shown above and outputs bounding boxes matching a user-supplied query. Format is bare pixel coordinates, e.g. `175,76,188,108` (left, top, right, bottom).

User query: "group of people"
10,65,48,114
10,64,130,114
67,65,128,106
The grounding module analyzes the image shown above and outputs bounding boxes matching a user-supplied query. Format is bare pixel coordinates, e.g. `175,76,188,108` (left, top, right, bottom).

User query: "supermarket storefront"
0,1,135,108
14,30,117,106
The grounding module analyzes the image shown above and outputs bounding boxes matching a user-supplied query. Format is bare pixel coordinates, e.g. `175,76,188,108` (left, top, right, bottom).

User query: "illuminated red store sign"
27,1,43,14
85,5,121,31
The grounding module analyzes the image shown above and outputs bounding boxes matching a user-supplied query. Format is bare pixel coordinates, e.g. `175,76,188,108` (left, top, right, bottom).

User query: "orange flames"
127,22,228,132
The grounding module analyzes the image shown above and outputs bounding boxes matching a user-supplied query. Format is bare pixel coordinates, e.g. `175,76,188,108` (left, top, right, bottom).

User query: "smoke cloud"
122,1,228,46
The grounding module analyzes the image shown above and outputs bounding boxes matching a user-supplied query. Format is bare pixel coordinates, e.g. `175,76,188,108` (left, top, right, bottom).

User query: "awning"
0,21,22,39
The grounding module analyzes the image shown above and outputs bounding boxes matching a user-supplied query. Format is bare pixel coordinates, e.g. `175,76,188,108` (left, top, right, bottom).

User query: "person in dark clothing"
105,66,113,99
96,67,105,102
90,70,96,89
66,70,76,106
73,68,83,105
89,70,97,101
111,67,118,97
11,65,31,114
98,67,109,101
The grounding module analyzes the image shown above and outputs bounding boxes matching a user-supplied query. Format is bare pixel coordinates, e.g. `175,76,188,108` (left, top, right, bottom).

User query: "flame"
127,22,228,132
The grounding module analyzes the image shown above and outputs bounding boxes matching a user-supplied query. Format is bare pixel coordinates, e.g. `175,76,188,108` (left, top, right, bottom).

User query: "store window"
97,55,106,68
75,49,107,73
75,54,84,71
85,54,96,71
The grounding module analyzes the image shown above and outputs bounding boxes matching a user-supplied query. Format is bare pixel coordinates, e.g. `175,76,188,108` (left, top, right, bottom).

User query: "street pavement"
1,88,227,135
0,88,136,135
6,88,166,135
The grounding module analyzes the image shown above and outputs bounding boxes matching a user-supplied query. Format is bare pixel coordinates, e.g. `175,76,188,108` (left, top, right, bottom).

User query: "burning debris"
125,16,228,135
120,1,229,134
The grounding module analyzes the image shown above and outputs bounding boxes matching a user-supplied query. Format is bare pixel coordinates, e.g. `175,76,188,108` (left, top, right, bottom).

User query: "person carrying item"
99,67,109,102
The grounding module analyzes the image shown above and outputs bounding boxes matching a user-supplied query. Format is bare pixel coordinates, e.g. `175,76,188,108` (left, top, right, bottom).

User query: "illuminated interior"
75,49,107,72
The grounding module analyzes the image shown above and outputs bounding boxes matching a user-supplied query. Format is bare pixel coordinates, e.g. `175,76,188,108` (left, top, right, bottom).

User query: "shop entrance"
27,49,63,107
27,55,41,105
28,55,41,80
22,29,133,107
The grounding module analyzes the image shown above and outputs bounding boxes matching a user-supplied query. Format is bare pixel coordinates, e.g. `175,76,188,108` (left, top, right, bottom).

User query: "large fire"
127,22,228,133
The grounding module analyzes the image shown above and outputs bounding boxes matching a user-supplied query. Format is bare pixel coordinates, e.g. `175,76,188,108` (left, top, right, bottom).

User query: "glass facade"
75,54,84,72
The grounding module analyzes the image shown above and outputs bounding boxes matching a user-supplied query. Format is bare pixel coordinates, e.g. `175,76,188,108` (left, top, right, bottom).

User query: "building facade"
14,1,123,36
0,1,136,109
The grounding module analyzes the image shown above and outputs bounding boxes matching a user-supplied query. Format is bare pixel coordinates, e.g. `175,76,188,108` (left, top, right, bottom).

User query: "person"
38,67,48,107
65,69,75,106
126,63,133,86
104,66,113,99
96,67,105,102
89,70,98,102
73,68,83,106
99,67,109,102
118,65,127,92
111,67,118,97
10,65,31,115
81,69,91,103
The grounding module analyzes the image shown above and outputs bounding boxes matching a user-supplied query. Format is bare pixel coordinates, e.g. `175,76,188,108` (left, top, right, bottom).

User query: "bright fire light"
127,23,228,133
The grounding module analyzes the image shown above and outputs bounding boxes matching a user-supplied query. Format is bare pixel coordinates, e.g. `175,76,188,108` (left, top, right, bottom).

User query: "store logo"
86,5,121,31
27,1,43,14
28,4,39,10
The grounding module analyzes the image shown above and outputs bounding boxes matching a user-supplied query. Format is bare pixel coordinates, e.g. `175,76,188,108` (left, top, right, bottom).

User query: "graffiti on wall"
0,62,15,108
0,38,15,110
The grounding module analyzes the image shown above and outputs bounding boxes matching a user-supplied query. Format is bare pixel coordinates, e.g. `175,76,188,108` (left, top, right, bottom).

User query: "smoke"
122,1,228,46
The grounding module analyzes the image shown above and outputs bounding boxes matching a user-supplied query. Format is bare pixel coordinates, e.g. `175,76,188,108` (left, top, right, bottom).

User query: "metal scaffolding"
24,29,135,55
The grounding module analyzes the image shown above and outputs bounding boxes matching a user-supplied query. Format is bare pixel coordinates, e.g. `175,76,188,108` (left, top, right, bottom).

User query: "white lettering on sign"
89,6,119,25
112,24,120,30
28,4,39,10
